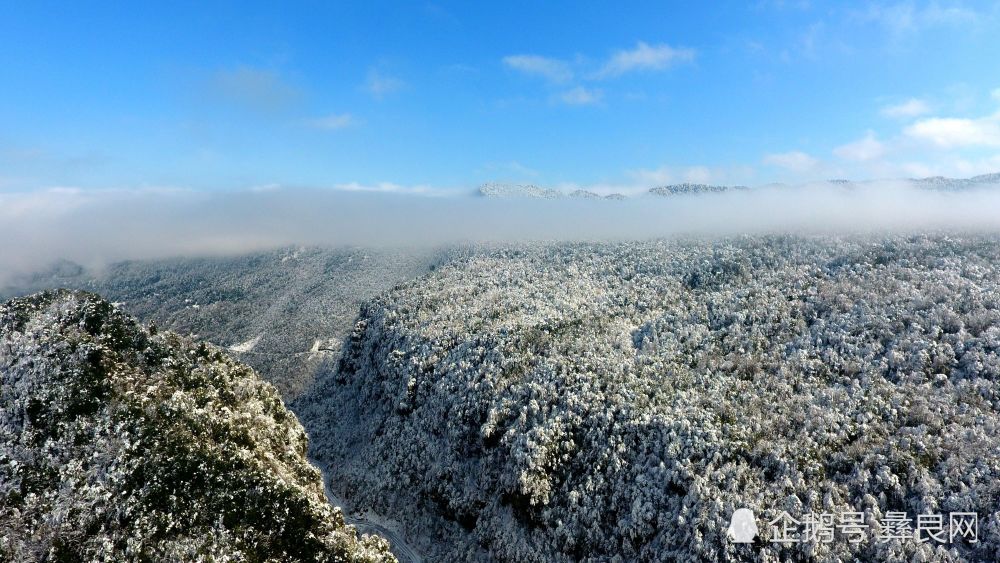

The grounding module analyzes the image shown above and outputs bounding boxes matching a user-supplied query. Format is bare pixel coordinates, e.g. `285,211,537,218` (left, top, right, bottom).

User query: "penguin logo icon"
728,508,758,543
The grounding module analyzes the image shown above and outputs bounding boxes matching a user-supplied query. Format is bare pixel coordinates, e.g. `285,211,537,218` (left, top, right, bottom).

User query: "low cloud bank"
2,181,1000,283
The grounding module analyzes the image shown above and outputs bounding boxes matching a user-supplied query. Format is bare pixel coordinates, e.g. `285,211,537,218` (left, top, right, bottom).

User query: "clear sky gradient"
2,1,1000,194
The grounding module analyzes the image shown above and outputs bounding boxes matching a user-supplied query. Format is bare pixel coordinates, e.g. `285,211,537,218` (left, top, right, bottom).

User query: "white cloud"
505,161,539,176
859,2,980,36
307,113,356,130
209,66,300,111
882,154,1000,179
502,55,573,83
904,115,1000,148
503,41,695,95
594,41,695,79
13,181,1000,286
249,183,282,193
626,164,755,187
365,69,404,99
763,151,820,172
683,166,713,183
797,22,823,60
834,131,886,161
333,182,441,195
755,0,812,10
628,166,673,185
896,161,935,178
848,89,1000,175
479,160,540,178
950,154,1000,176
0,186,198,221
559,86,603,106
880,98,930,118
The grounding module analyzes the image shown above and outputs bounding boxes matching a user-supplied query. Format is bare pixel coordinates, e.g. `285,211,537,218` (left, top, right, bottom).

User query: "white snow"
229,334,263,353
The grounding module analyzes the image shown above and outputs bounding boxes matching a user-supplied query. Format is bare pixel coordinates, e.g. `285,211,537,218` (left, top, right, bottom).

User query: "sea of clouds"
3,180,1000,284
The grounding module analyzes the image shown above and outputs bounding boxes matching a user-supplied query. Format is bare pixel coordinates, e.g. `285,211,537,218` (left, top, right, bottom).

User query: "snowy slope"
305,235,1000,561
0,290,396,562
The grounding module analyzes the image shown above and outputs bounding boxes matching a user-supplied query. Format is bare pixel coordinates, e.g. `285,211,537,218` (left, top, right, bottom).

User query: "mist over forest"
6,2,1000,559
4,179,1000,284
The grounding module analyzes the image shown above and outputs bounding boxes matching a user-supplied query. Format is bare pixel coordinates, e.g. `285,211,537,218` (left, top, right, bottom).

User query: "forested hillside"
0,290,395,562
0,247,445,400
302,235,1000,561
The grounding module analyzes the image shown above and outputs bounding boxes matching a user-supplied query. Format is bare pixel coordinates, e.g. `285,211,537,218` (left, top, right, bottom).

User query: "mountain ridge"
476,173,1000,200
0,289,396,562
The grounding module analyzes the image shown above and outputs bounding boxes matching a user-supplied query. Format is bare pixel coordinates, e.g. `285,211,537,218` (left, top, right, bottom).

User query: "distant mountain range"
478,182,564,199
648,182,748,196
478,182,626,200
477,173,1000,200
909,172,1000,191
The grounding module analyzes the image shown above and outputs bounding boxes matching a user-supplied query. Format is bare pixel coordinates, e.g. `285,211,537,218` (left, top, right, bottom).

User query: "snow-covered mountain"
476,174,1000,203
7,233,1000,561
648,174,1000,196
909,172,1000,191
567,189,601,199
305,235,1000,562
0,290,395,562
478,182,564,199
648,182,749,196
478,183,626,200
0,247,446,400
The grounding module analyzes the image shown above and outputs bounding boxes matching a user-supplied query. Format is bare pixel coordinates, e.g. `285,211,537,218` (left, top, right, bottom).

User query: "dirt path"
321,479,424,563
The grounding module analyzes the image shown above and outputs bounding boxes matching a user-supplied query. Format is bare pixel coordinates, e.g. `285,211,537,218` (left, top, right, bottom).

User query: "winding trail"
321,478,424,563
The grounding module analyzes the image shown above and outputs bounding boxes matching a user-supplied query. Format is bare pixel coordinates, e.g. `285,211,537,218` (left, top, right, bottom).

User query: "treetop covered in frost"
308,235,1000,562
0,290,396,562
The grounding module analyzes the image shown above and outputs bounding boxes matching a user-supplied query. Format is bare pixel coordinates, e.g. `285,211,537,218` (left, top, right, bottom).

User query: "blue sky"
2,1,1000,194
